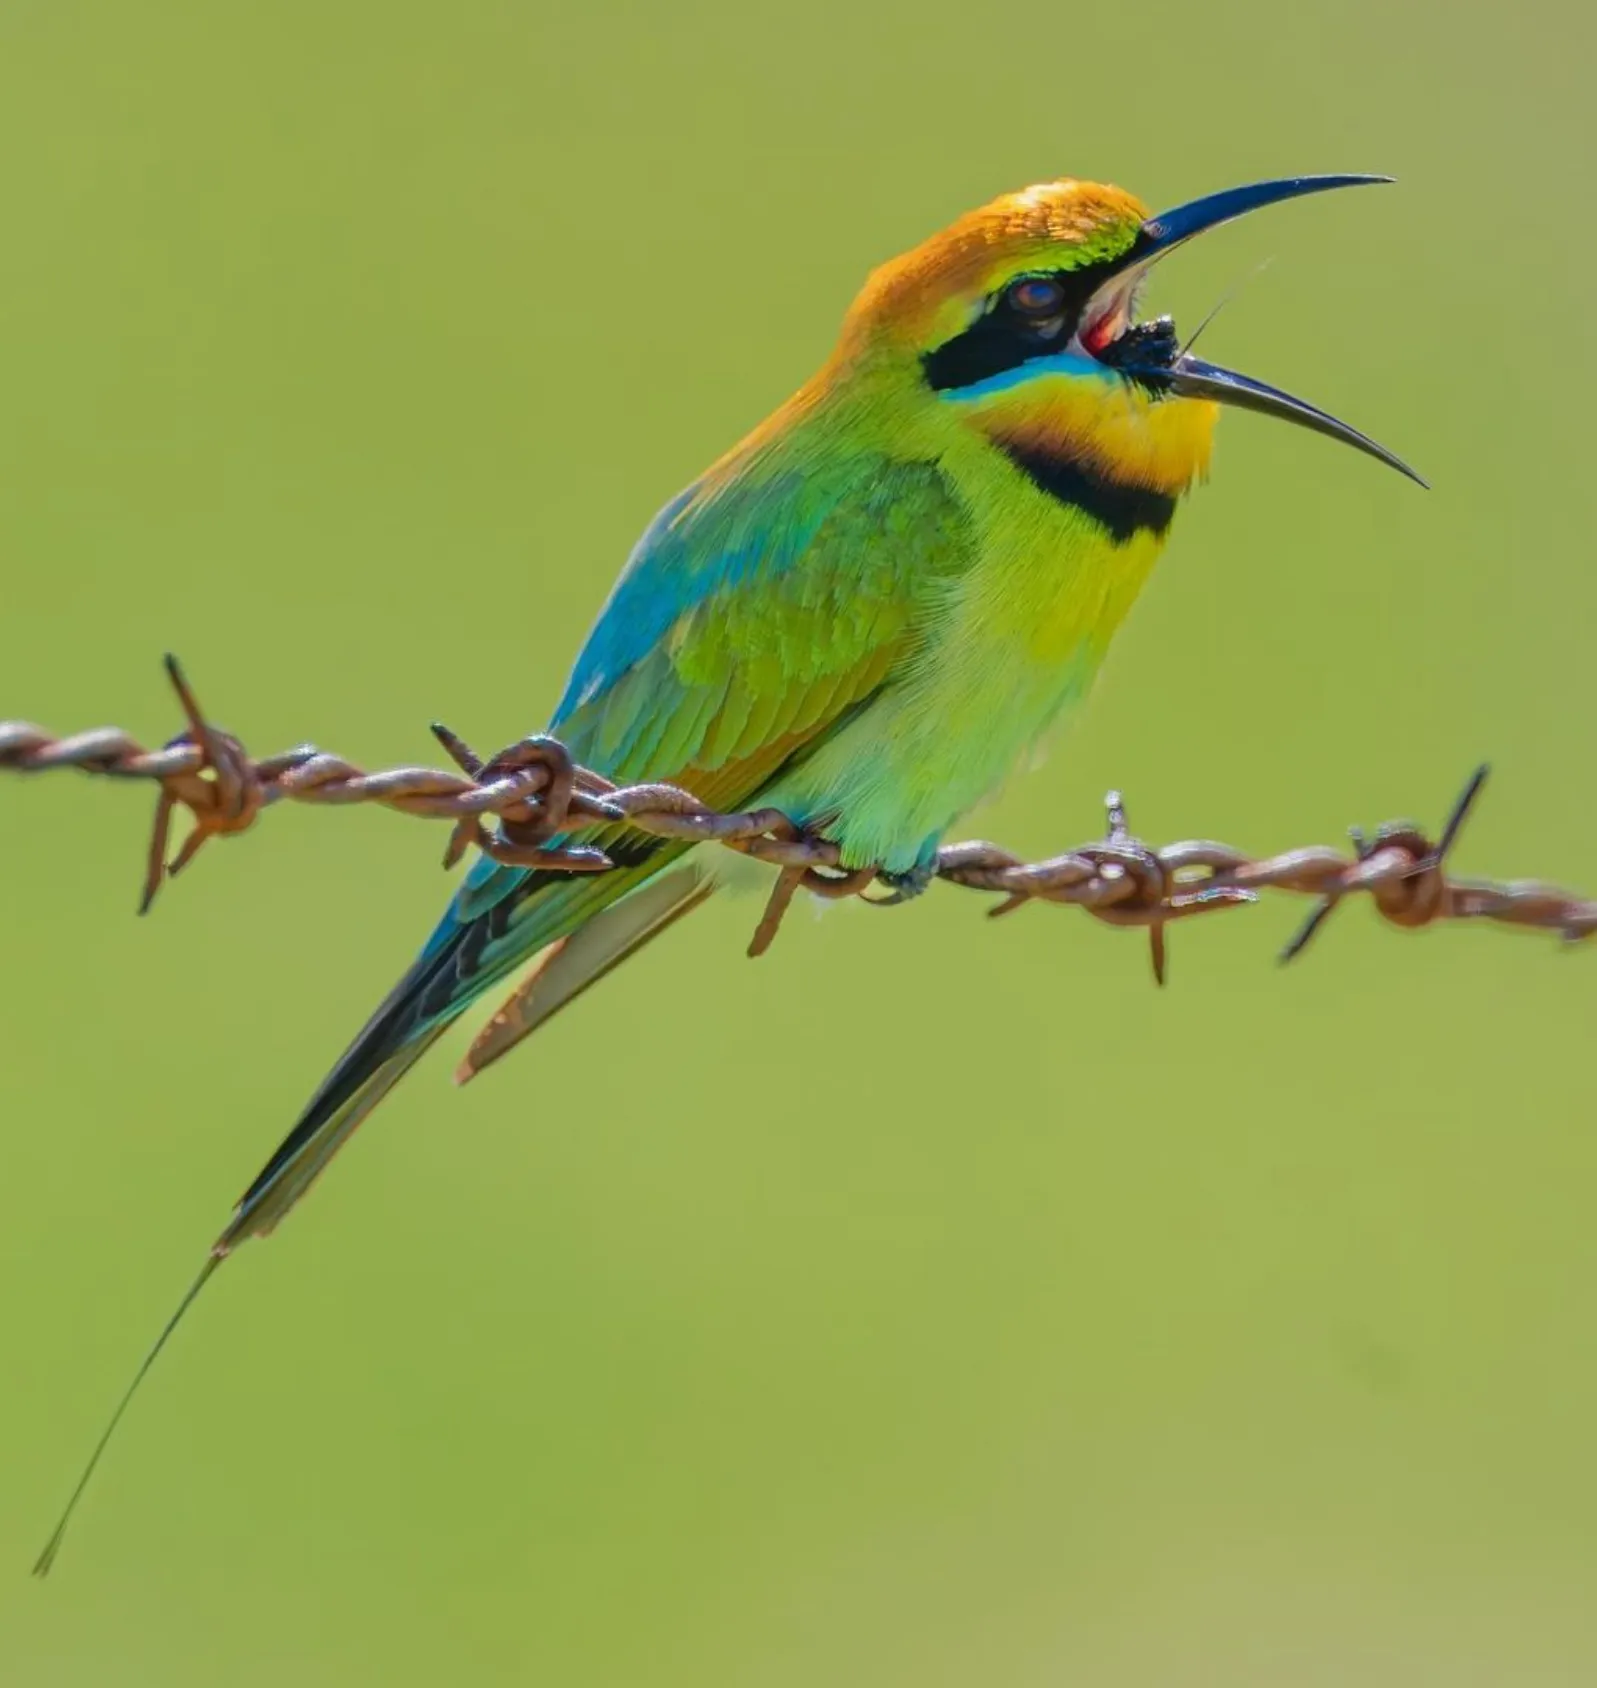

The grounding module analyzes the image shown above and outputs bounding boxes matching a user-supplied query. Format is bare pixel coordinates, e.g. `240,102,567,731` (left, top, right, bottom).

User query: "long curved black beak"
1106,175,1425,487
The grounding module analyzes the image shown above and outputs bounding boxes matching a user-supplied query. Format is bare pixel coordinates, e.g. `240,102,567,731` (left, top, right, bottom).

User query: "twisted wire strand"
3,657,1594,976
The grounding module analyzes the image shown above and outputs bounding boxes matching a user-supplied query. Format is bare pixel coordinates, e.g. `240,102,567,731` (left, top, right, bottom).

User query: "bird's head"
839,175,1419,496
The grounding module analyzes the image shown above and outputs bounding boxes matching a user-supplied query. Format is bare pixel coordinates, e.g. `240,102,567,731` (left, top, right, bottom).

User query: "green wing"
223,453,973,1245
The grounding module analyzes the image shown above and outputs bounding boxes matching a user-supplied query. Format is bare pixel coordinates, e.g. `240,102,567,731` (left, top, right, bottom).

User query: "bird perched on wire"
36,170,1420,1572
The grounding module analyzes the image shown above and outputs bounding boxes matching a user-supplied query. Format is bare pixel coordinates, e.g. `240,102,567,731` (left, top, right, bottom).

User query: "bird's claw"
871,860,937,906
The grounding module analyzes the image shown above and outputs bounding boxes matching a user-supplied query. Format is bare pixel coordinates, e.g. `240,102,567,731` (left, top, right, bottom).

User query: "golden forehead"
847,179,1150,351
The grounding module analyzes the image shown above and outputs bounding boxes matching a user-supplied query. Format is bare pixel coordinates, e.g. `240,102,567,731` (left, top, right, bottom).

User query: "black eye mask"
921,267,1106,393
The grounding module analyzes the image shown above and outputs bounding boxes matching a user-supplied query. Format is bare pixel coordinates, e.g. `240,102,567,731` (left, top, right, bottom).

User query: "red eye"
1007,276,1065,316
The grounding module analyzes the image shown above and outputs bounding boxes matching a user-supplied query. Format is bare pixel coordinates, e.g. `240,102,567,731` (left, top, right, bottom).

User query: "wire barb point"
2,678,1590,968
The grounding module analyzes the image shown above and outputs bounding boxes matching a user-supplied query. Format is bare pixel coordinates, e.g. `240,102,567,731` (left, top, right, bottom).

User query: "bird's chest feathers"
894,432,1187,819
940,450,1176,703
897,524,1160,840
937,365,1210,673
984,506,1166,671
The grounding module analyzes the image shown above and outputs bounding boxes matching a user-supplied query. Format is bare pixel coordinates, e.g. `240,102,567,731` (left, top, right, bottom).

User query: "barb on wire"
3,655,1595,980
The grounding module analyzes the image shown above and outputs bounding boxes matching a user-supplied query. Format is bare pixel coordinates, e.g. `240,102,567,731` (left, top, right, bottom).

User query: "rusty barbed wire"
3,655,1594,980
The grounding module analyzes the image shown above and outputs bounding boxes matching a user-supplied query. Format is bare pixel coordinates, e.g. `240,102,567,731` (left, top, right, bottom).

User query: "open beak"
1098,175,1425,487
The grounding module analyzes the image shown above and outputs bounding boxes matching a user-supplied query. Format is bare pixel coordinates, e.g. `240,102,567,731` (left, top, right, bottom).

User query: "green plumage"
220,446,979,1243
45,169,1414,1574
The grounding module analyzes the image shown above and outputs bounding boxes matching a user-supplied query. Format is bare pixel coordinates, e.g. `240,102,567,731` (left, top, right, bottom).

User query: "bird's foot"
872,859,936,906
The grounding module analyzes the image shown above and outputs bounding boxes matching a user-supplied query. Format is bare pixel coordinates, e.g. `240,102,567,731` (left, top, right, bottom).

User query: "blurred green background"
2,2,1594,1682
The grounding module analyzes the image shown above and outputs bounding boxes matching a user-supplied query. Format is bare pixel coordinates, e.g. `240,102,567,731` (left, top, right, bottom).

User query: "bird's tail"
32,854,712,1575
30,1034,437,1578
215,1028,447,1252
32,1256,220,1576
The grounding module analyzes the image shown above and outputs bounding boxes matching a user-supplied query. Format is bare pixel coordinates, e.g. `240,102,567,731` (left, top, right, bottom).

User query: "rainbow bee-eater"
36,172,1418,1572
